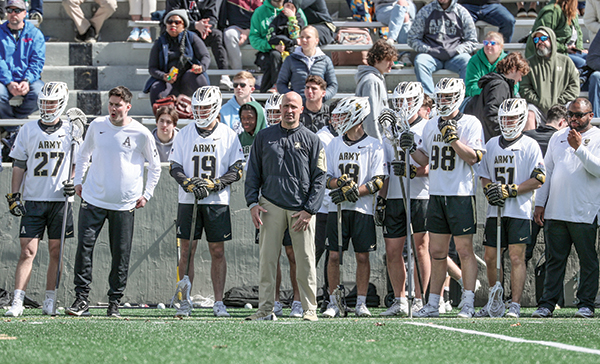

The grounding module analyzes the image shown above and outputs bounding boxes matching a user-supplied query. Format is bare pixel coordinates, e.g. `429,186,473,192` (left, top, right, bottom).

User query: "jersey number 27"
34,151,65,177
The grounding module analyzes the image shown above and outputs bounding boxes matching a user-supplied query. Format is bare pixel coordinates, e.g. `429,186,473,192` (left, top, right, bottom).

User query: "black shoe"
75,25,97,43
65,297,90,316
107,302,121,317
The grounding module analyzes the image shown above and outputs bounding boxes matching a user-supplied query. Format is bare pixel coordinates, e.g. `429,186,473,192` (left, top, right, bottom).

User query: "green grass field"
2,307,600,364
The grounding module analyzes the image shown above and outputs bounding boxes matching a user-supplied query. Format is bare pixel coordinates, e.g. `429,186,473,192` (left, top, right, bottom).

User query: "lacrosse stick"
171,198,198,310
175,220,182,301
333,203,348,317
52,108,86,316
488,206,505,317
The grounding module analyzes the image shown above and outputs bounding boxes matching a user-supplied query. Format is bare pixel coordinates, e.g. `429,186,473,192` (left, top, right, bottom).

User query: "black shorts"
383,199,428,238
426,195,476,236
177,204,232,243
483,217,532,248
20,201,74,239
326,210,376,253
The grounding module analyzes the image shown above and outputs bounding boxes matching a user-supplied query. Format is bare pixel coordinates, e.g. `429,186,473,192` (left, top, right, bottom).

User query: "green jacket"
249,1,307,53
520,26,580,115
238,101,267,158
464,47,507,97
525,1,583,58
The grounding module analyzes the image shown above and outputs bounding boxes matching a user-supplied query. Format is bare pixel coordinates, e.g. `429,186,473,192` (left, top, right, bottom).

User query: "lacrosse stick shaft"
185,198,199,277
337,203,344,314
496,206,501,282
175,220,182,300
404,146,414,318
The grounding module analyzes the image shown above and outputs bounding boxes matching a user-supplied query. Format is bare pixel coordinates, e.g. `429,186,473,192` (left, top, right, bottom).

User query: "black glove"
483,183,505,207
400,131,416,152
181,177,209,200
62,180,76,197
198,177,224,192
374,196,386,226
329,188,346,205
6,192,26,217
438,119,458,144
391,160,417,178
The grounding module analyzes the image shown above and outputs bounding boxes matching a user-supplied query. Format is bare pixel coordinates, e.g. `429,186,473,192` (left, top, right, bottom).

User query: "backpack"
331,28,372,66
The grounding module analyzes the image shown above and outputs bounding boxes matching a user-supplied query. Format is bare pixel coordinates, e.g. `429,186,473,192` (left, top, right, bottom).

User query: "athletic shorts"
326,210,376,253
483,217,532,248
426,195,476,236
383,199,428,238
20,201,74,239
177,204,232,242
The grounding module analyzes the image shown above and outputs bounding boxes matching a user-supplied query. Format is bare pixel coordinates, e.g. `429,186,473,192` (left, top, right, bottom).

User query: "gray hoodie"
355,65,388,139
152,127,179,162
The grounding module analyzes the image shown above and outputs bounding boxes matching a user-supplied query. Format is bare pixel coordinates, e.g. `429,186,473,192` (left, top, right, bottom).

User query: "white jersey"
419,113,485,196
536,127,600,224
384,117,429,200
74,116,161,211
479,135,544,219
9,119,78,202
326,133,387,215
170,122,244,205
316,126,335,214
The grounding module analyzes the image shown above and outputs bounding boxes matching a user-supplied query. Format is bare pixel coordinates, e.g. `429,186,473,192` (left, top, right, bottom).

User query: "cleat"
506,302,520,318
412,298,423,312
175,299,192,317
574,307,594,319
474,304,490,318
355,303,371,317
42,299,60,315
66,297,90,317
289,301,303,318
322,302,340,318
444,300,453,313
303,309,318,321
107,302,121,317
273,301,283,317
458,301,475,318
531,307,553,318
245,311,277,321
380,299,408,316
414,303,440,318
4,303,24,317
213,302,230,317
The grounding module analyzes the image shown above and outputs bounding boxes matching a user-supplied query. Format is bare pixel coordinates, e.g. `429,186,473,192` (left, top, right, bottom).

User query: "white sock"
13,289,25,306
398,297,408,304
329,295,337,306
428,293,441,308
357,295,367,306
45,290,55,301
414,298,422,304
215,300,223,305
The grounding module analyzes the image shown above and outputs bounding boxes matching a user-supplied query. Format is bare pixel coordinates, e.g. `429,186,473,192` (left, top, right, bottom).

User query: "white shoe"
506,302,520,318
289,301,303,318
127,27,140,42
175,299,192,317
322,302,339,318
355,302,371,317
412,298,423,312
458,301,475,318
414,303,440,318
273,301,284,317
380,299,409,316
213,302,230,317
444,300,453,313
438,301,446,314
42,299,61,315
5,303,24,317
139,28,152,43
219,75,233,91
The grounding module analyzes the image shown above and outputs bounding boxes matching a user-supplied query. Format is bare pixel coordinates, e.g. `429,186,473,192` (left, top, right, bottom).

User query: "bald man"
245,92,327,321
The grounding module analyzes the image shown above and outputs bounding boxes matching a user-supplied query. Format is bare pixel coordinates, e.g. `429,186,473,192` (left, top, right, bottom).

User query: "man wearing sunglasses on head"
220,71,263,135
520,27,579,131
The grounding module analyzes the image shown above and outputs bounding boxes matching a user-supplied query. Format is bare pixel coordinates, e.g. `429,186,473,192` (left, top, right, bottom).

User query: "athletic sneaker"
444,300,453,313
245,311,277,321
414,303,440,318
4,303,24,317
290,301,303,318
531,307,553,318
412,298,423,312
575,307,594,318
139,28,152,43
107,302,121,317
457,302,475,318
438,301,446,314
506,302,520,318
66,297,90,317
303,309,318,322
322,302,340,318
474,304,490,318
42,298,60,315
219,75,234,91
175,300,192,317
273,301,284,317
516,8,528,17
213,302,230,317
355,303,371,317
127,28,140,42
458,282,480,309
380,299,409,316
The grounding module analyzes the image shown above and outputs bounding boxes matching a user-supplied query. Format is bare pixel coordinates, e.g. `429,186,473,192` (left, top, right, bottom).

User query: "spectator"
250,0,307,93
525,0,587,69
153,105,179,162
218,0,263,70
166,0,233,90
464,31,509,98
63,0,117,43
238,101,267,158
520,27,579,128
299,0,337,46
584,0,600,41
408,0,478,96
355,39,396,140
375,0,416,44
277,26,338,102
267,0,305,53
299,75,330,133
0,0,45,122
465,52,530,142
220,71,260,134
582,30,600,116
143,10,210,105
127,0,156,43
459,0,515,42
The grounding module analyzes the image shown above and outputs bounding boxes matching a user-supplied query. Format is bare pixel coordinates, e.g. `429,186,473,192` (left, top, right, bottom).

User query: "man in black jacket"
245,91,327,322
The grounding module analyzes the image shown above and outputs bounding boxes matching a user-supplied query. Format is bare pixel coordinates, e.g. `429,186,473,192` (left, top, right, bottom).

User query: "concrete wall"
0,164,579,307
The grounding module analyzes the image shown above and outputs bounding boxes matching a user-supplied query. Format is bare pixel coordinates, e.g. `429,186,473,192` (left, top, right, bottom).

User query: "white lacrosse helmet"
265,93,283,125
498,98,528,140
434,78,465,117
192,86,222,127
390,82,424,120
331,96,371,136
38,82,69,124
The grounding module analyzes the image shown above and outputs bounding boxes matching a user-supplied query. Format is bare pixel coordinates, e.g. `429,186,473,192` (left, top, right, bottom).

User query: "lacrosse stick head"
378,108,401,143
39,82,69,124
391,81,424,122
171,275,192,308
333,285,348,317
488,282,505,317
66,108,86,144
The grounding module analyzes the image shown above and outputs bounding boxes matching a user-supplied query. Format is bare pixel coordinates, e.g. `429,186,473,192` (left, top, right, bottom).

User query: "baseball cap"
6,0,27,10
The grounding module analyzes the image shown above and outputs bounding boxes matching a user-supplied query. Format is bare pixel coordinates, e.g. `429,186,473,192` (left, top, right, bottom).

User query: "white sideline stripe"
404,322,600,356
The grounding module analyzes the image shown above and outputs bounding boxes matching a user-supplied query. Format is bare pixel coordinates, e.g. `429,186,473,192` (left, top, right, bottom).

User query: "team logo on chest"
123,137,131,148
339,152,360,161
38,140,62,149
193,144,216,153
494,155,514,164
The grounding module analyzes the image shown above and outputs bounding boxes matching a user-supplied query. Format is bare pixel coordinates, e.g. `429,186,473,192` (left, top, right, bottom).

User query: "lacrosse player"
405,78,485,318
4,82,77,317
477,99,544,319
323,96,387,318
66,86,161,318
379,82,431,316
169,86,245,318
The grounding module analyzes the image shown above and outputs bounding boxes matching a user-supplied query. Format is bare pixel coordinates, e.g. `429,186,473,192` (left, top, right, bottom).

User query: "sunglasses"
567,111,592,119
533,35,549,44
6,8,25,14
233,82,248,88
166,19,183,25
483,40,497,46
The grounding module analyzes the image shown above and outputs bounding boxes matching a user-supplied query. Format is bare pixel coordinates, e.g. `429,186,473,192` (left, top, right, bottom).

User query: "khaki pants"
63,0,118,35
258,197,317,314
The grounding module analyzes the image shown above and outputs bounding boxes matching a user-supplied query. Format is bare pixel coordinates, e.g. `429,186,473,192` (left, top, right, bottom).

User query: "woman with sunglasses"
143,10,211,105
464,31,509,99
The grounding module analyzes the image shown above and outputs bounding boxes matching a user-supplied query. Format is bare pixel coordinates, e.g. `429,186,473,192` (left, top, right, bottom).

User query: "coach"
245,91,327,322
532,97,600,319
